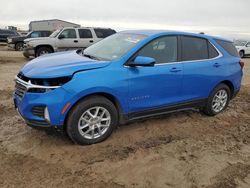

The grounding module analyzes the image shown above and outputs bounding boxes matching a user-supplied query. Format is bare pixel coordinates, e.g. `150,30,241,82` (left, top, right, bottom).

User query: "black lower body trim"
25,119,51,128
122,99,207,122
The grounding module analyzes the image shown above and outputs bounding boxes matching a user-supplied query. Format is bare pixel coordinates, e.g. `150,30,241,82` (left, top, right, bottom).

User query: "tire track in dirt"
206,163,250,188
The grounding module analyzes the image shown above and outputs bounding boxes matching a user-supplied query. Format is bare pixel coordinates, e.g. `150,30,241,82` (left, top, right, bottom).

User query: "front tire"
66,96,118,145
203,84,231,116
239,51,245,58
15,42,24,51
36,46,53,57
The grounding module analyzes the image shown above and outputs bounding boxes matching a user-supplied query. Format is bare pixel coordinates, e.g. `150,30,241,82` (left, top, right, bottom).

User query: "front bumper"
7,43,15,49
13,87,73,128
23,47,35,57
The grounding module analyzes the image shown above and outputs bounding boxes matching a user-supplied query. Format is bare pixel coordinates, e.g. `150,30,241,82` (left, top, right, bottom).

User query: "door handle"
89,40,94,43
213,63,221,67
74,40,78,43
170,67,181,72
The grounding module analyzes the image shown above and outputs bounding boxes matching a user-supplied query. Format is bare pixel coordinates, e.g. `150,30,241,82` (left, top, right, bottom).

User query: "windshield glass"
83,33,147,61
234,40,247,46
25,31,32,37
50,29,62,38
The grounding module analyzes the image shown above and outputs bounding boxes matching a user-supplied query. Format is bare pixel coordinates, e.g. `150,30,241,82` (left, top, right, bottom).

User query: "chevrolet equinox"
14,30,244,145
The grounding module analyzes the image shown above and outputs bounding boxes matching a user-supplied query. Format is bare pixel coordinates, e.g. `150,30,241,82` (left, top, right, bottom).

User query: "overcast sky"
1,0,250,39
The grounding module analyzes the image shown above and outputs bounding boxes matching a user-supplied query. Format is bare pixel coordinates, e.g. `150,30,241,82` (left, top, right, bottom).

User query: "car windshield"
50,29,62,38
25,31,32,37
234,41,247,46
83,33,147,61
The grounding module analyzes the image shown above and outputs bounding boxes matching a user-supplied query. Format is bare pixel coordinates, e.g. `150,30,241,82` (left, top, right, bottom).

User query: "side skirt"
121,99,207,123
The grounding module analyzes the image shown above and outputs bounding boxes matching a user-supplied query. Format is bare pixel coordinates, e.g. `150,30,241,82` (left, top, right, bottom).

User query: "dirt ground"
0,44,250,188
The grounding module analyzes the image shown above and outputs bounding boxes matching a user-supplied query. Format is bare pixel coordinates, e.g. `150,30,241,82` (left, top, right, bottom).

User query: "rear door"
181,36,222,101
77,28,95,49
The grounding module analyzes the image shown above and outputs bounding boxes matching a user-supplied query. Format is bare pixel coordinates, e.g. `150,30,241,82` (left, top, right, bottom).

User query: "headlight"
27,76,72,93
26,43,33,48
8,38,12,43
16,73,72,94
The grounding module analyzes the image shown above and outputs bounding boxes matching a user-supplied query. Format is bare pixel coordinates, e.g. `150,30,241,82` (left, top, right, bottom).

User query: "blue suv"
14,30,244,145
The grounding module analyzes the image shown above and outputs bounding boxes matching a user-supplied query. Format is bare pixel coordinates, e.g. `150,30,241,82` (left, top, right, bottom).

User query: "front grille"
15,81,27,98
31,106,45,118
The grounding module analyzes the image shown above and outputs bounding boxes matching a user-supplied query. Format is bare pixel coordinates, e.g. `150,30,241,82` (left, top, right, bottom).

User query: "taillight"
239,60,245,69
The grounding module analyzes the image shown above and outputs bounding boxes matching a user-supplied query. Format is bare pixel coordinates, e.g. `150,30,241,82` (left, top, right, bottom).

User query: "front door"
128,36,183,113
56,28,78,51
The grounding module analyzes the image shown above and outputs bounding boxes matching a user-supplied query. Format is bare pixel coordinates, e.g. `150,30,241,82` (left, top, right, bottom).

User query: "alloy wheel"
212,89,228,113
78,106,111,139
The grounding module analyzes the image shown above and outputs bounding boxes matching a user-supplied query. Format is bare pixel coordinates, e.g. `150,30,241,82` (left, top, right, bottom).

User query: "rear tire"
66,96,118,145
36,46,53,57
203,84,231,116
239,51,245,58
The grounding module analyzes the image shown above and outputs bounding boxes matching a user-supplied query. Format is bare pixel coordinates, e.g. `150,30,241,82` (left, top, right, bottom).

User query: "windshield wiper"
83,53,100,60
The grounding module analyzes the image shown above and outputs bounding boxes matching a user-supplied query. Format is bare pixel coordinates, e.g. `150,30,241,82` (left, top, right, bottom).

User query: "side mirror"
58,35,65,39
130,56,155,67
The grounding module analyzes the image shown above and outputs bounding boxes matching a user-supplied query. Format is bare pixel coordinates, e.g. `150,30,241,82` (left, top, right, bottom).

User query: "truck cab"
23,27,116,58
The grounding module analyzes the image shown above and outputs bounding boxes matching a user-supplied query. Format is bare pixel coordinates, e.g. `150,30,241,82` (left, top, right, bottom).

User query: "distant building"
29,19,81,31
7,26,17,30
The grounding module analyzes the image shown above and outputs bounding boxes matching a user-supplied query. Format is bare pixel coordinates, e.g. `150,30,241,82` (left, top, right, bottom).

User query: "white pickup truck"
234,40,250,58
23,27,116,58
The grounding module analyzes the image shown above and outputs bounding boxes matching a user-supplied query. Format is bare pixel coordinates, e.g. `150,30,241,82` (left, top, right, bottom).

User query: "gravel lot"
0,44,250,188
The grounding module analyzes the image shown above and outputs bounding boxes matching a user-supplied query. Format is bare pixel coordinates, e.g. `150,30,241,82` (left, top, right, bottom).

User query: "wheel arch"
63,92,125,129
35,45,54,55
15,41,24,50
220,80,235,99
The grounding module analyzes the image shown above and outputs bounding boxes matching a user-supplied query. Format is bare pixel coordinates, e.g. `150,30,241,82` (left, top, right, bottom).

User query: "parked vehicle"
0,29,19,42
234,40,250,58
14,30,244,145
23,27,116,58
7,30,52,51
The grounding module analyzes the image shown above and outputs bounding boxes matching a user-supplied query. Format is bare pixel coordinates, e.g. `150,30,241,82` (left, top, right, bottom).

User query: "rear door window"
181,36,208,61
78,29,93,38
215,39,239,57
94,29,116,38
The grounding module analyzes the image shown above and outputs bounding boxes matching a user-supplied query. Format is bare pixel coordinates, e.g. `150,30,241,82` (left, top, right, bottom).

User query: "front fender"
60,66,129,124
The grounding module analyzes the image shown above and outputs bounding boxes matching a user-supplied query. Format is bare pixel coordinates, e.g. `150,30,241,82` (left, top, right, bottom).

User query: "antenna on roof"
199,32,205,35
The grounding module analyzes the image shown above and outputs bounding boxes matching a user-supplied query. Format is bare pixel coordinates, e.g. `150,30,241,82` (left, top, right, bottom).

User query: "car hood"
8,36,27,41
21,50,111,78
24,37,52,43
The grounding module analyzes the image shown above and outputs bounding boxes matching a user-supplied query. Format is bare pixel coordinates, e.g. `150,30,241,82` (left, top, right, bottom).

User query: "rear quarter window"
208,42,219,58
94,29,116,38
215,39,239,57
